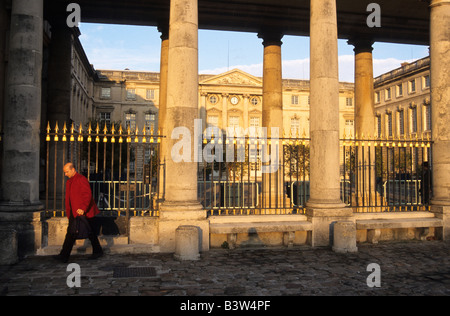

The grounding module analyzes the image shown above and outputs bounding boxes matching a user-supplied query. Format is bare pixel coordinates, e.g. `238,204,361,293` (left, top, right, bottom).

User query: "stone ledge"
210,221,313,234
356,218,443,230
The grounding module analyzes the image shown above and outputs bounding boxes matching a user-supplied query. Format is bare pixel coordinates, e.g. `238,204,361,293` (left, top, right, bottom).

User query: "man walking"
55,163,103,263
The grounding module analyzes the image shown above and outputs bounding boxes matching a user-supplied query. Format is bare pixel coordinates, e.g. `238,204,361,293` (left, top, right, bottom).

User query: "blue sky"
79,23,429,83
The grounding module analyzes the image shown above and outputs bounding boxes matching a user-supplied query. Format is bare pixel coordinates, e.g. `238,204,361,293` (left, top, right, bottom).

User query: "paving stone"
0,241,449,296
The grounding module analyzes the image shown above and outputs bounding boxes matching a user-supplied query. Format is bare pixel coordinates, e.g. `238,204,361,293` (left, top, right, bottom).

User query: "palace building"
93,68,355,140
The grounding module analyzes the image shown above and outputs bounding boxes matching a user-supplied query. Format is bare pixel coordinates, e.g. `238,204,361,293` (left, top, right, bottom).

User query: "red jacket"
65,172,100,219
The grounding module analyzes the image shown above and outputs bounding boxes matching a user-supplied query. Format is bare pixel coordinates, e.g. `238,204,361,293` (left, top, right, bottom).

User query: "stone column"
258,32,285,212
306,0,352,247
159,0,208,253
158,24,169,201
429,0,450,240
0,0,8,131
46,22,73,205
349,39,378,208
0,0,44,256
349,39,375,138
0,0,9,193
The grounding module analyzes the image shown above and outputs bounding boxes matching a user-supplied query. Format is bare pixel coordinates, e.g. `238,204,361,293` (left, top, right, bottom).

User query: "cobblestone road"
1,241,449,297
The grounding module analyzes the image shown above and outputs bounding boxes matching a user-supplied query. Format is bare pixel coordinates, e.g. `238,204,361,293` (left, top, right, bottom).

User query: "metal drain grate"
113,267,157,278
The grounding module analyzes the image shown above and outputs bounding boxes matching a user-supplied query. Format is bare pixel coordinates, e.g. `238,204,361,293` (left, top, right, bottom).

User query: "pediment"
200,69,262,87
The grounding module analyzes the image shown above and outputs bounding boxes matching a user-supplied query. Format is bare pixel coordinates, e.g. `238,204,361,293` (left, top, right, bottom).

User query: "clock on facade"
230,96,239,105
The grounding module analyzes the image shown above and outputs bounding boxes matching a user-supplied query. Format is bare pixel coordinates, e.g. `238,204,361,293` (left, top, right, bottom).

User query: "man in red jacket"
55,163,103,263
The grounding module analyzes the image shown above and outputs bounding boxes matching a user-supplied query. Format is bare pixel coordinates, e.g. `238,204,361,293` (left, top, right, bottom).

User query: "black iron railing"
44,121,164,218
341,135,433,213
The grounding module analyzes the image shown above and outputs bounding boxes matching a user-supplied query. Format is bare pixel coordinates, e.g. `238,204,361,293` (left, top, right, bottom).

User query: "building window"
291,95,299,105
229,116,240,129
250,117,261,128
251,97,259,106
209,95,218,105
397,84,403,97
290,118,300,136
99,112,111,129
125,113,136,132
398,110,405,136
423,75,430,89
424,105,431,131
101,88,111,99
375,91,381,104
146,89,155,100
126,89,136,100
409,79,416,94
346,98,353,107
387,113,393,137
207,115,218,128
145,113,156,133
385,88,391,100
377,116,382,138
410,107,418,133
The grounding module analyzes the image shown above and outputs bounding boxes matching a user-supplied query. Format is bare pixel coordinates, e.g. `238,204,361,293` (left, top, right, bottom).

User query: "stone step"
37,235,160,256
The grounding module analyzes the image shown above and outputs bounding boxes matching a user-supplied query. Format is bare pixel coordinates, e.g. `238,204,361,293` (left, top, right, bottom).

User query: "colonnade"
1,0,449,254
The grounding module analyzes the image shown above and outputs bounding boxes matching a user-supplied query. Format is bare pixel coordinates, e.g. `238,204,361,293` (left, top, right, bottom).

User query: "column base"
430,203,450,241
158,201,209,253
306,206,354,248
0,202,44,257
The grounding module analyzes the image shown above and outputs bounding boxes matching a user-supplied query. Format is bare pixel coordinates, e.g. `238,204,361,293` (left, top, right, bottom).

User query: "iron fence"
198,132,433,215
341,135,433,212
44,121,164,218
44,122,433,219
198,133,311,215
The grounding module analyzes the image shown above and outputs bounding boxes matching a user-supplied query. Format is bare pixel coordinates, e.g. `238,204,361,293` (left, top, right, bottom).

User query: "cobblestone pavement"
1,241,449,297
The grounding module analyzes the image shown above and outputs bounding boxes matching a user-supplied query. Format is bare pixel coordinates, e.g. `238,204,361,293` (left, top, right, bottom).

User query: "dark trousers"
60,217,103,259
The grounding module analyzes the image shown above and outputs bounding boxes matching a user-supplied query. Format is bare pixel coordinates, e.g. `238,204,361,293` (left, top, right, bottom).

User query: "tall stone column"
0,0,9,191
349,39,378,208
429,0,450,240
258,32,285,212
159,0,208,253
0,0,8,130
46,22,73,206
306,0,352,247
0,0,44,256
158,25,169,201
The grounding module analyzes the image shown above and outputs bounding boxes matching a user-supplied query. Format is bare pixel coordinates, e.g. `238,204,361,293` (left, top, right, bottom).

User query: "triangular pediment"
200,69,262,87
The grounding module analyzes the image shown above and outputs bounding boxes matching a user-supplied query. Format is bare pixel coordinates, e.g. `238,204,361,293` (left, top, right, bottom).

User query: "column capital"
430,0,450,8
158,23,169,41
347,38,374,54
257,31,283,47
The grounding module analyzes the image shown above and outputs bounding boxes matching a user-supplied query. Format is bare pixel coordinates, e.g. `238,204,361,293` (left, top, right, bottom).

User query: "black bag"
69,214,92,240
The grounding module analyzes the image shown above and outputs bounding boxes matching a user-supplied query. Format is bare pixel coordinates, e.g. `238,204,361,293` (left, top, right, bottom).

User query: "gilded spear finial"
54,122,60,142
